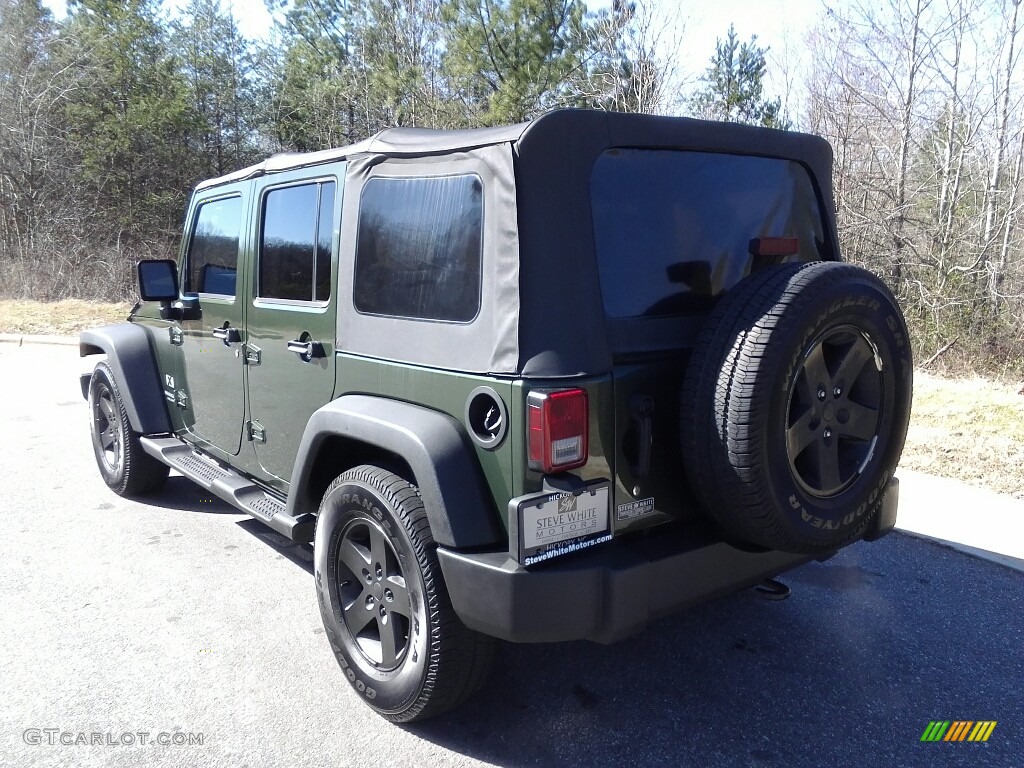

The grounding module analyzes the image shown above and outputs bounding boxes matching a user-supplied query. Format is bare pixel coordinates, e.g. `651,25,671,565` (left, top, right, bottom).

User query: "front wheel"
314,465,495,723
88,362,168,497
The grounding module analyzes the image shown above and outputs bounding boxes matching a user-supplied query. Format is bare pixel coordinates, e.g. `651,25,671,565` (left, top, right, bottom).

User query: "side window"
186,196,242,296
353,175,483,323
259,180,336,303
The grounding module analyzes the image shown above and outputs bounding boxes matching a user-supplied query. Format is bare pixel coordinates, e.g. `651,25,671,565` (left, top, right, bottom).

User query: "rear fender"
288,395,504,549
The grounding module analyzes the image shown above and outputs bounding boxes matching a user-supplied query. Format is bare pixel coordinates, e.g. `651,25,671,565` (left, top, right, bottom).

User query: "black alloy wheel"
786,326,883,498
92,378,124,477
335,515,414,671
681,261,913,554
87,362,169,497
314,465,496,722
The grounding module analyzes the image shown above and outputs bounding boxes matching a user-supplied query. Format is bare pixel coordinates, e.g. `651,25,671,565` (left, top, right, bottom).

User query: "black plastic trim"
79,323,171,435
288,395,503,548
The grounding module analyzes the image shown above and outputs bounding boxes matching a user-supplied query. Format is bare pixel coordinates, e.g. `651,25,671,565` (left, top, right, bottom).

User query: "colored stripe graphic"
945,721,972,741
969,722,997,742
921,721,950,741
921,721,996,742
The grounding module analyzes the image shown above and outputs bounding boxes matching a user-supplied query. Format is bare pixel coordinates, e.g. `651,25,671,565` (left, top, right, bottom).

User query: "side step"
140,436,316,542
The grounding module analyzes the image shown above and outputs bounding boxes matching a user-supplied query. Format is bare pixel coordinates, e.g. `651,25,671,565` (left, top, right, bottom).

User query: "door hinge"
247,420,266,443
176,389,189,410
169,326,184,346
244,344,261,366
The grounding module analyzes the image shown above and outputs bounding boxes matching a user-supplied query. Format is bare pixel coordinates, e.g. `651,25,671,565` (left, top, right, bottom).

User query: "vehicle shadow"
401,535,1021,767
142,479,316,572
126,480,1022,766
234,517,315,575
142,475,241,515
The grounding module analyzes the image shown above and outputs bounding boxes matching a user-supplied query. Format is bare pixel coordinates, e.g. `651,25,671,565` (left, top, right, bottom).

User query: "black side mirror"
138,259,179,302
138,260,200,321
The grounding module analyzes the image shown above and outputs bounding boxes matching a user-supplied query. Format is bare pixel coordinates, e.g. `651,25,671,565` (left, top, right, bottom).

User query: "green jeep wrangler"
80,110,913,722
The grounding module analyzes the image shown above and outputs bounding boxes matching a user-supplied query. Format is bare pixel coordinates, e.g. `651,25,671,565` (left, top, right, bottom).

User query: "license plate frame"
508,481,612,567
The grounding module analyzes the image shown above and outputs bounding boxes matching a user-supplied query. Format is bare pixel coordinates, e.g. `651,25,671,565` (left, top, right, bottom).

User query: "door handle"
287,338,325,362
212,326,241,344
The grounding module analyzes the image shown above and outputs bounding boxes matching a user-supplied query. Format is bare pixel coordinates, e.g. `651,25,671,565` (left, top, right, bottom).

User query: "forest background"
3,0,1024,377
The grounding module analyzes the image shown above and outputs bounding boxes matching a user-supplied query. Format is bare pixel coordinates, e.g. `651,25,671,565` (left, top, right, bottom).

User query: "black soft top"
197,110,838,377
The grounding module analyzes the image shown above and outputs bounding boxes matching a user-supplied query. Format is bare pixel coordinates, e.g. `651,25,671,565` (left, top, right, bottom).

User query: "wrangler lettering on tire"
681,261,913,554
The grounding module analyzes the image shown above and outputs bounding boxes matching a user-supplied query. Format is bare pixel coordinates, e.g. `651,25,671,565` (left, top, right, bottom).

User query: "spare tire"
680,261,912,554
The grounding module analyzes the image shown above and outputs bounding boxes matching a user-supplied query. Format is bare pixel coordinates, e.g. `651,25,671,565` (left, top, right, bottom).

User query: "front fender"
80,323,171,435
288,395,504,549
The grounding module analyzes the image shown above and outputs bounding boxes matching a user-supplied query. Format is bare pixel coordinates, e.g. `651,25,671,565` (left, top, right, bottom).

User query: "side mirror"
138,259,179,302
137,259,200,321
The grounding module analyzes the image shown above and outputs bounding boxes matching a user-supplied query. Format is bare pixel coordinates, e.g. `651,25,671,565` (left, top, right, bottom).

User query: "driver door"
176,183,251,458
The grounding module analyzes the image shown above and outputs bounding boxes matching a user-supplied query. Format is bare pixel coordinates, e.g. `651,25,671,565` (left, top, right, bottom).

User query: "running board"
140,436,316,542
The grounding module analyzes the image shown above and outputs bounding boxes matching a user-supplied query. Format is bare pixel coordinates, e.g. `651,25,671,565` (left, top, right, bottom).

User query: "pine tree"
62,0,198,238
173,0,261,177
440,0,588,125
690,24,788,128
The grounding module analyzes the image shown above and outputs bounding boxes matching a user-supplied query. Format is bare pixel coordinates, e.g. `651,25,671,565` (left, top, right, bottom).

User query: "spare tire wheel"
680,261,913,554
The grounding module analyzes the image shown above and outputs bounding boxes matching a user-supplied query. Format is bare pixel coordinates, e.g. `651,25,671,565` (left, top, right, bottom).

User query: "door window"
186,196,242,296
259,181,336,303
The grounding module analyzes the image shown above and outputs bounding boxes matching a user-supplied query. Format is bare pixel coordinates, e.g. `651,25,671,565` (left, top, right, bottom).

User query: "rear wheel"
314,465,495,722
88,362,168,497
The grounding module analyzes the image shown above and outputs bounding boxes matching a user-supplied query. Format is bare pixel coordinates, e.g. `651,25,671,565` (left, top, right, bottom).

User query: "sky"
41,0,823,111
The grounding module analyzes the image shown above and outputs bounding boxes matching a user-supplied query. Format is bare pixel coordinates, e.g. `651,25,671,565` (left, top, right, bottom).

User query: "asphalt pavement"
0,341,1021,767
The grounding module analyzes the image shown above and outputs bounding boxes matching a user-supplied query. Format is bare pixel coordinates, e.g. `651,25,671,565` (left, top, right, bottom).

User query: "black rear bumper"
438,478,899,644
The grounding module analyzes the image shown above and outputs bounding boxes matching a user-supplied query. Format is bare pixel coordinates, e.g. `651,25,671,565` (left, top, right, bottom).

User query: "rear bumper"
438,477,899,644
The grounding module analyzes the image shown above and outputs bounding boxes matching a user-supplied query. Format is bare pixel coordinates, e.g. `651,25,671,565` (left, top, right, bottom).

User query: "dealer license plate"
511,482,611,566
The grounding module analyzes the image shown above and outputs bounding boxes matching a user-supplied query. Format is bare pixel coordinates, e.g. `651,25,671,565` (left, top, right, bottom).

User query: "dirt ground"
2,300,1021,497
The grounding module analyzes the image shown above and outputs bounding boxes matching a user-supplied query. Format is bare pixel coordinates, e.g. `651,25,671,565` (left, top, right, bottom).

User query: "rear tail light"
527,388,588,473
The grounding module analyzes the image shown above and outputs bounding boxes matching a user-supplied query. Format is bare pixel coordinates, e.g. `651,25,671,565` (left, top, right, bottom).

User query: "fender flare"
80,324,171,435
288,395,504,549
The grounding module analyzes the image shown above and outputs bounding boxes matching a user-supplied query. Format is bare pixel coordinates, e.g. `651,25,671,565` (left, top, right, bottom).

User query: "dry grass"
903,371,1024,498
0,299,131,336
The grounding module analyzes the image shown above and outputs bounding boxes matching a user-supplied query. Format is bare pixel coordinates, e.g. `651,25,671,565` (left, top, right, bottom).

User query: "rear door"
177,183,251,457
244,168,341,490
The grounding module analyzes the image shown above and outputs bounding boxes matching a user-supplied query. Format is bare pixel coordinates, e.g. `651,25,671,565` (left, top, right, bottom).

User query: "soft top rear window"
591,149,827,318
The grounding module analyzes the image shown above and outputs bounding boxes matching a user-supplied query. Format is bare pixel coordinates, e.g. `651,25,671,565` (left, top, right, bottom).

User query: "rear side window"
353,175,483,323
186,196,242,296
591,149,826,317
259,181,336,302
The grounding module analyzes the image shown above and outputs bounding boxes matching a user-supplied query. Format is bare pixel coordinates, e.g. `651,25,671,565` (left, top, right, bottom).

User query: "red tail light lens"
527,388,588,473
